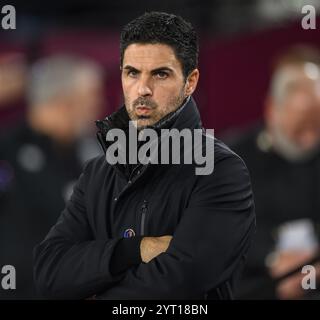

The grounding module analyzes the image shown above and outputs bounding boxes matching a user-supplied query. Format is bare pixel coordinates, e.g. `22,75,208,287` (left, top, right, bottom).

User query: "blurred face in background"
266,65,320,162
0,53,26,106
121,43,198,129
29,66,104,144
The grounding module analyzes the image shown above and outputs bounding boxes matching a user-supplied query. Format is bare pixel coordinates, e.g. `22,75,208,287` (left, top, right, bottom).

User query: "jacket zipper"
140,200,148,236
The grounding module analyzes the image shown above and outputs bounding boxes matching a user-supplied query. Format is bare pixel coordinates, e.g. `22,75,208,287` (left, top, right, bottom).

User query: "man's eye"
128,70,138,77
155,71,168,79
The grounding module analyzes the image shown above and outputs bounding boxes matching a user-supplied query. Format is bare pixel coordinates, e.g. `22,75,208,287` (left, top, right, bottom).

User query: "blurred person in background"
0,54,104,299
0,53,27,130
229,46,320,299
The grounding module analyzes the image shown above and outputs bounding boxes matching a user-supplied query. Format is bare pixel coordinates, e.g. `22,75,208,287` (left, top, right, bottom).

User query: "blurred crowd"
1,41,320,300
227,46,320,299
0,53,104,298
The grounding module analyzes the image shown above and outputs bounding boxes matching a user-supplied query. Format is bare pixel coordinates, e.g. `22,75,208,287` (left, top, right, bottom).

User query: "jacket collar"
95,96,203,179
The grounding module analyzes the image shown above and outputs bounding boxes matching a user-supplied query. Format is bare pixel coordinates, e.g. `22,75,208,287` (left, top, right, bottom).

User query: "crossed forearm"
86,235,173,299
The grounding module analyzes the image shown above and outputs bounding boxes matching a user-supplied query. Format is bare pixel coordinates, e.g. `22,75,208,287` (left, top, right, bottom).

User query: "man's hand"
140,235,173,263
269,250,318,299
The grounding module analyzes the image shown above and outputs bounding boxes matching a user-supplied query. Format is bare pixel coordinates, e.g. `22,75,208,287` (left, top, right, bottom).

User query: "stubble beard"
125,87,186,130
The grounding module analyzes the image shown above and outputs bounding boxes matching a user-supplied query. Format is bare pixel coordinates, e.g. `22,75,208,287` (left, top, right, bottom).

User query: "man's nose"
137,76,153,96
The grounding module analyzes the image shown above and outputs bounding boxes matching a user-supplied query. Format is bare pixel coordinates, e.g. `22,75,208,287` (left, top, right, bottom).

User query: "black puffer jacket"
33,96,256,299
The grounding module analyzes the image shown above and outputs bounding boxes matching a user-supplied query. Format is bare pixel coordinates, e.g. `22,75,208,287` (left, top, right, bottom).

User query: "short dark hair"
120,11,199,79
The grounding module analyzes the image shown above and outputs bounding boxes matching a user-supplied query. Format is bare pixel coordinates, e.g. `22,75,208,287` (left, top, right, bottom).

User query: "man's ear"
185,69,199,96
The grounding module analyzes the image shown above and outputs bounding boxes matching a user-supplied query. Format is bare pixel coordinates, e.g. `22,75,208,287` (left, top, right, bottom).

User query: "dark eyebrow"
122,65,174,74
123,65,140,73
151,67,174,74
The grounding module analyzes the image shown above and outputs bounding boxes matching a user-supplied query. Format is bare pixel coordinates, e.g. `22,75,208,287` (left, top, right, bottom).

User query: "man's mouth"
136,105,152,115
